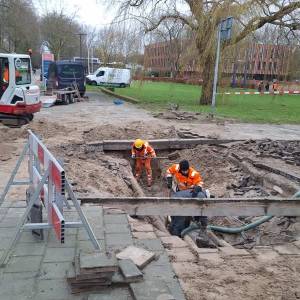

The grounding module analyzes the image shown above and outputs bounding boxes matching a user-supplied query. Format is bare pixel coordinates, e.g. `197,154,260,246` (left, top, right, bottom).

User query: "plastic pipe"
181,190,300,236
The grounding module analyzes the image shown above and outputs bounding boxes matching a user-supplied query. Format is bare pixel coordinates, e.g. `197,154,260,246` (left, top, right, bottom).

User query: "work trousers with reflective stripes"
135,158,152,179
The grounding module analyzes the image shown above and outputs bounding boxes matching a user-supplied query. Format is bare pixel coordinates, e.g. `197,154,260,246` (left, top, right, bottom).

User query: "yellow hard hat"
134,139,144,149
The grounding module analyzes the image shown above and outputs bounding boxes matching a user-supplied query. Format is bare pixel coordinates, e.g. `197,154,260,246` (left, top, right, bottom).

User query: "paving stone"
78,240,105,253
19,231,45,244
166,248,196,263
104,214,128,224
130,223,154,232
133,232,157,239
0,237,13,250
116,245,156,269
130,280,172,300
88,287,133,300
160,236,188,248
5,256,42,273
118,259,143,281
0,217,20,227
105,223,131,234
220,247,251,257
105,233,133,249
35,279,73,300
39,262,71,279
43,247,75,262
78,227,105,241
47,232,77,248
12,242,45,256
80,252,118,270
1,271,38,280
0,278,35,299
134,239,165,253
197,253,224,264
143,259,175,282
165,279,186,300
0,227,18,239
274,244,300,255
155,231,172,238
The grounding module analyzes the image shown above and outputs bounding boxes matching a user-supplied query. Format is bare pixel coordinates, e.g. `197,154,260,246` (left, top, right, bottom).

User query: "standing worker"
131,139,156,187
166,160,208,239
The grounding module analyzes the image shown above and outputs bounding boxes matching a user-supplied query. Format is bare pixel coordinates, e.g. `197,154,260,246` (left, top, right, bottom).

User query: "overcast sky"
34,0,116,27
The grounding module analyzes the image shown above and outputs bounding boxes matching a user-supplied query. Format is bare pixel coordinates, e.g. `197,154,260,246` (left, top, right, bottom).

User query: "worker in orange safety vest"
165,160,208,238
131,139,156,187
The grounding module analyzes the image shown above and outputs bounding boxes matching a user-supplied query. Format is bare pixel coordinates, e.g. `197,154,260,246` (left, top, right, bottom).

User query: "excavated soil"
1,93,300,300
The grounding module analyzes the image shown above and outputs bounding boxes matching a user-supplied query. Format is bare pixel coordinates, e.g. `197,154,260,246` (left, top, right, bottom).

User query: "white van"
86,67,131,88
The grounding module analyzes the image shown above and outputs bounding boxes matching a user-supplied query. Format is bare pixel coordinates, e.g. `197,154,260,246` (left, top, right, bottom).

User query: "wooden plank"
79,197,300,217
85,138,244,151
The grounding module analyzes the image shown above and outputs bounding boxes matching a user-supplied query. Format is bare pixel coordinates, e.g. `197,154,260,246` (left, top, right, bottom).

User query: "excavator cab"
0,53,41,127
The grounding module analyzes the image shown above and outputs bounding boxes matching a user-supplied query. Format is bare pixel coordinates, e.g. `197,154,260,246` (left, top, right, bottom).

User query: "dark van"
47,61,86,96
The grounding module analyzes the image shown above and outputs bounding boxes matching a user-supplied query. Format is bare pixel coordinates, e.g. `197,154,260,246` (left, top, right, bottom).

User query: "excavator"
0,53,41,127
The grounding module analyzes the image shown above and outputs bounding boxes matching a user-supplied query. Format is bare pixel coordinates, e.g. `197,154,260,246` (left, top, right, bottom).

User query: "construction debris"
116,245,156,269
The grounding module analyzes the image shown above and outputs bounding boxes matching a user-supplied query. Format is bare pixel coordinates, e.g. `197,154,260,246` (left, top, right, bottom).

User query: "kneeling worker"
131,139,156,187
166,159,208,237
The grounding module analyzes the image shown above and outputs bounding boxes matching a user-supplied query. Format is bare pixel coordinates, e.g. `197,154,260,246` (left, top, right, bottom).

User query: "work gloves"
166,176,172,189
131,154,136,159
191,186,202,197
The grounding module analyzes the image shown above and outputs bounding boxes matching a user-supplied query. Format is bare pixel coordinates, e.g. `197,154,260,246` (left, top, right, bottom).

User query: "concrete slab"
118,259,143,281
116,245,156,269
134,239,165,254
78,228,105,241
78,240,105,253
132,232,157,239
35,279,77,300
0,278,35,300
44,247,75,263
104,214,128,224
5,256,42,273
105,223,131,234
166,248,196,263
39,262,72,279
165,279,186,300
220,247,251,257
47,232,77,248
12,242,45,256
160,236,188,249
80,252,118,270
274,244,300,255
105,233,133,249
88,287,133,300
130,280,172,300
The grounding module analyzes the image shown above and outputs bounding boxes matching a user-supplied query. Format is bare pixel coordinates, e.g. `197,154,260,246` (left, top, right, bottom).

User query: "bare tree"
112,0,300,105
40,11,81,60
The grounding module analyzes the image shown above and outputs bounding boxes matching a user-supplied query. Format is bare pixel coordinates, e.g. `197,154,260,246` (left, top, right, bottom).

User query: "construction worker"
131,139,156,187
166,160,208,238
3,63,9,83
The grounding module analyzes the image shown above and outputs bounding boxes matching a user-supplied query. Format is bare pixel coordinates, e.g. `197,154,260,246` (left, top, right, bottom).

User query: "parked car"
86,67,131,88
47,61,86,96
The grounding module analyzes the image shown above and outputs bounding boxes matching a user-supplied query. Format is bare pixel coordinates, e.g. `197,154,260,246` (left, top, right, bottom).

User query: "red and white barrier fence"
218,90,300,95
0,130,100,266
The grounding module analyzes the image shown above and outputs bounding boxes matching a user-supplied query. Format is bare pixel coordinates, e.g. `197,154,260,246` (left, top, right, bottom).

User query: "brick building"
223,43,292,83
144,41,292,81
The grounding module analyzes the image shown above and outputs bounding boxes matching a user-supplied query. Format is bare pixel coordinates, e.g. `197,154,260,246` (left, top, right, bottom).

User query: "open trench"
50,137,300,250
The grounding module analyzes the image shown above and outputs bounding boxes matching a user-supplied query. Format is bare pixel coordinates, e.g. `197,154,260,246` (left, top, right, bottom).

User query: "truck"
86,67,131,88
0,53,41,127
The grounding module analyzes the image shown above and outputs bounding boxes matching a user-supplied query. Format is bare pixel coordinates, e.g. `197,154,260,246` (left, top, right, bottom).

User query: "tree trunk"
200,55,215,105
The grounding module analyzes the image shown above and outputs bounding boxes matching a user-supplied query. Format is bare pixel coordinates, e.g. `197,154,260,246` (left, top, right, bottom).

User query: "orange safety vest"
166,164,203,191
131,141,156,158
3,68,9,82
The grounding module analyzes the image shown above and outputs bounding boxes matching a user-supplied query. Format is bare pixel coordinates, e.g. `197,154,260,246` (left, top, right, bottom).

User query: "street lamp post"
211,17,233,114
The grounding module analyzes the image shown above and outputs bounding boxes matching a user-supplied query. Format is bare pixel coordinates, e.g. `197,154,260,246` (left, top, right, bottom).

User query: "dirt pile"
51,143,135,197
82,121,177,141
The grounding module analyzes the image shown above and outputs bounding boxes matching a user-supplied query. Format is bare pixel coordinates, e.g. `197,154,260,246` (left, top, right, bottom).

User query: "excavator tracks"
0,113,33,128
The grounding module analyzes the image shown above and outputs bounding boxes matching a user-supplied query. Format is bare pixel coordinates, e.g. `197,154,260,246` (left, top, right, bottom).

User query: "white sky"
34,0,117,28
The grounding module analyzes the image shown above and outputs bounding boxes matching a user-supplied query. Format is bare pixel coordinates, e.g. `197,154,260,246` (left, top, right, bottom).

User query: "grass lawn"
87,81,300,123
